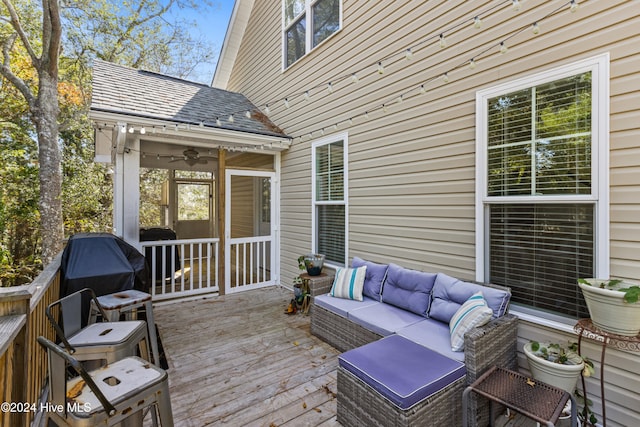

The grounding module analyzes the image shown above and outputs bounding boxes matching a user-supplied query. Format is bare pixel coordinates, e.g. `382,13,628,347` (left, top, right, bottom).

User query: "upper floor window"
284,0,341,68
312,134,348,266
475,54,609,322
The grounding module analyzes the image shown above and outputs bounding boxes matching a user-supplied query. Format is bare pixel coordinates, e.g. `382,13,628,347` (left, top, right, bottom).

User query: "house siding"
222,0,640,424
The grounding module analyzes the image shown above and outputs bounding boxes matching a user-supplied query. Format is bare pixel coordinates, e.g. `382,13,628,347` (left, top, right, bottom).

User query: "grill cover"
61,233,149,298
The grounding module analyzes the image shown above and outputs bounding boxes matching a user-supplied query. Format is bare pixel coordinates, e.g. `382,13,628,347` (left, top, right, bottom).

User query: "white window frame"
312,132,349,267
475,53,610,325
282,0,343,70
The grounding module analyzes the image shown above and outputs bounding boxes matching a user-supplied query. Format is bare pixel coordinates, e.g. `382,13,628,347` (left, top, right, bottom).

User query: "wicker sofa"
310,257,518,427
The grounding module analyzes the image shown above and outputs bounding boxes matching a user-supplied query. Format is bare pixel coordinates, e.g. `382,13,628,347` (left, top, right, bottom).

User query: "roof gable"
91,59,285,138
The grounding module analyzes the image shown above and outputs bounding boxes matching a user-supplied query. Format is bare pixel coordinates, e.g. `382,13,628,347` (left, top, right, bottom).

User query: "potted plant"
299,254,325,276
578,278,640,336
524,340,597,425
523,341,594,393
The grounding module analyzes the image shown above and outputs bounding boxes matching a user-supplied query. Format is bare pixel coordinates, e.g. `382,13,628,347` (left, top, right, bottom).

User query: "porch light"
570,0,579,13
264,104,270,114
216,117,222,126
499,42,508,54
532,22,540,34
140,126,146,134
420,84,426,94
474,16,482,29
284,98,290,108
120,125,126,133
377,62,385,74
327,82,333,94
228,114,235,123
128,126,134,133
469,58,477,70
442,73,449,83
439,34,446,48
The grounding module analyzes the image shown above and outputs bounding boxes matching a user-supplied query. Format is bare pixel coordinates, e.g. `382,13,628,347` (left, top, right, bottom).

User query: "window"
313,134,347,266
476,54,609,321
283,0,341,68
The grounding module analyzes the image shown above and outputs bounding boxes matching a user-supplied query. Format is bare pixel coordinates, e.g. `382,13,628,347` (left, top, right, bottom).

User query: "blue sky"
174,0,235,83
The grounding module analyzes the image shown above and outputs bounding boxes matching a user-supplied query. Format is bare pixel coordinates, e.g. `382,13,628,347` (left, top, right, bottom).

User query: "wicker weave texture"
337,366,465,427
310,304,383,353
310,282,519,427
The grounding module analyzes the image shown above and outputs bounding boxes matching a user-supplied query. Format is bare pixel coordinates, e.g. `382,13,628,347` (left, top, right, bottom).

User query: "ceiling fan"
170,148,208,166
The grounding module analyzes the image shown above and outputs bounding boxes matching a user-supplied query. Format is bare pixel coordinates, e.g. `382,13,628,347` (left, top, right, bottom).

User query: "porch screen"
485,71,595,319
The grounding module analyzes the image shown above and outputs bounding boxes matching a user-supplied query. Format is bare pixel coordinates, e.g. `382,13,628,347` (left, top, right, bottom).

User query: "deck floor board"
152,286,340,427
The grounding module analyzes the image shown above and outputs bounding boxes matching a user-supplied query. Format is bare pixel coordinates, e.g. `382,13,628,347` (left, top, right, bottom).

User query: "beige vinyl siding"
224,1,640,424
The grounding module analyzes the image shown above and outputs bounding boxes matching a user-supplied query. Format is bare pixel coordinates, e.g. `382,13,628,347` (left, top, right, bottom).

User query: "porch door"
225,170,275,293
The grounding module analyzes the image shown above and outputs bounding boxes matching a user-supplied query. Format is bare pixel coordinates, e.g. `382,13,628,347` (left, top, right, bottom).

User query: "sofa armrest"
463,313,518,384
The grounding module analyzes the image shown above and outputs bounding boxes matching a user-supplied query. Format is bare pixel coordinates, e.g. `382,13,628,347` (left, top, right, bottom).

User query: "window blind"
489,204,593,318
315,140,345,265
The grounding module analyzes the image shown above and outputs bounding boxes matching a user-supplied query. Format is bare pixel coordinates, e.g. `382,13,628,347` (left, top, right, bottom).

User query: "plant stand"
574,318,640,427
299,272,334,299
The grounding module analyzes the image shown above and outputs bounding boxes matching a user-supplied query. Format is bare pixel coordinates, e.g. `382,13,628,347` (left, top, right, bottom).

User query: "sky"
175,0,235,84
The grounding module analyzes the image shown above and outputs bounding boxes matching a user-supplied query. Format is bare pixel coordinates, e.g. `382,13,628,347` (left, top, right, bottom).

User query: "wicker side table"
462,366,576,427
300,272,334,297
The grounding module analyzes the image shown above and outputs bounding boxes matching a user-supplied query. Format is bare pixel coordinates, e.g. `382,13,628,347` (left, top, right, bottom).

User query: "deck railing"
140,238,220,300
0,255,61,427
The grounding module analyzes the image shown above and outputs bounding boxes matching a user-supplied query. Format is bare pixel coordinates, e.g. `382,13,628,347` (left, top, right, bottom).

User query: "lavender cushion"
429,273,510,323
397,319,465,362
380,264,437,317
314,294,379,318
347,303,425,336
338,335,466,410
352,257,388,300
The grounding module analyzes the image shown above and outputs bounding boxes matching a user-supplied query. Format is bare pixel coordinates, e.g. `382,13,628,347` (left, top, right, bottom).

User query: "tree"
1,0,217,284
1,0,63,265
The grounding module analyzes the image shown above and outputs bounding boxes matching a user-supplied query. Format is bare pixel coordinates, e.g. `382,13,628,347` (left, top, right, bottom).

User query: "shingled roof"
91,60,287,138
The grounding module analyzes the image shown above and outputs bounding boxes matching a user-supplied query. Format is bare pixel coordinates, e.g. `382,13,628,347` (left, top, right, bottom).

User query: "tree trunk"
33,71,63,264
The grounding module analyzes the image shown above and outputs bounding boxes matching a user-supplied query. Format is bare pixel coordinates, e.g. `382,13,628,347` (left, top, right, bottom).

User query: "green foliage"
61,0,217,82
1,0,221,285
578,278,640,303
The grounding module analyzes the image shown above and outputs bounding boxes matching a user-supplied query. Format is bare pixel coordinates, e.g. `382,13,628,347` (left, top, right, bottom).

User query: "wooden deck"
152,286,341,427
149,286,567,427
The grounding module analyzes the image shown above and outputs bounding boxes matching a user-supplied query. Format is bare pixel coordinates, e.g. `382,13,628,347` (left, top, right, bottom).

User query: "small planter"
302,254,325,276
578,278,640,336
523,342,584,393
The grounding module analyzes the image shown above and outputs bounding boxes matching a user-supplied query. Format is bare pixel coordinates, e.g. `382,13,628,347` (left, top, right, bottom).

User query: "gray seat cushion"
314,294,379,318
348,302,425,336
397,318,465,362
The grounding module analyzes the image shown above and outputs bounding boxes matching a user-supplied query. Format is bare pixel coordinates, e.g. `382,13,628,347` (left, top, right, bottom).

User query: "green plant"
578,278,640,303
293,255,306,285
529,340,597,425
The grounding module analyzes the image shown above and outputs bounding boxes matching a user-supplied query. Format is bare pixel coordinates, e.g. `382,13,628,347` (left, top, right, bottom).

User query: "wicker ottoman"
337,334,466,426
